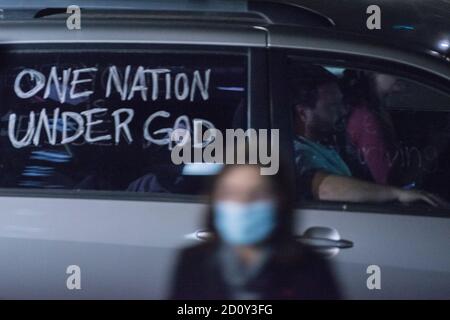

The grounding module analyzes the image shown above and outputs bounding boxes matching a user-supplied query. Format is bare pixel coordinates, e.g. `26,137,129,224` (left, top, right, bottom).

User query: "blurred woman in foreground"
170,163,341,300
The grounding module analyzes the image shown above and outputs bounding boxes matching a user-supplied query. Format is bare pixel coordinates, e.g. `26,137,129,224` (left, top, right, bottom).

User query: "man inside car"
290,64,448,207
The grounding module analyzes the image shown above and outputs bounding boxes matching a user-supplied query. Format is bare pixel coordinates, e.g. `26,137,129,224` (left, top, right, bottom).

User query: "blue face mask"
213,200,277,246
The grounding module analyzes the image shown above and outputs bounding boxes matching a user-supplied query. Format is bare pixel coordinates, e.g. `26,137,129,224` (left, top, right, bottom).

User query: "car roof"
0,1,448,56
288,0,450,59
0,0,448,81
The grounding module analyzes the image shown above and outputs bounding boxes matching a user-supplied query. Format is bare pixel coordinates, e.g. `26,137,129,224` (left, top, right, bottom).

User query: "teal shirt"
294,136,352,177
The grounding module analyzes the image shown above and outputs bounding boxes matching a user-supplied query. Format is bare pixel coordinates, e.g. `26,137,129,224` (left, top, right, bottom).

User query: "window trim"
0,187,208,204
299,200,450,219
0,188,448,219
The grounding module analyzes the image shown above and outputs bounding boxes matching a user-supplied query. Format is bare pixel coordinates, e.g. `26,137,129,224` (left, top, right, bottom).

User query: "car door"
0,20,268,298
269,26,450,299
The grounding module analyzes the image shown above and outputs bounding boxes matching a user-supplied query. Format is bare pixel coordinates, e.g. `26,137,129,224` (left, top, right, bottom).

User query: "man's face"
306,82,344,139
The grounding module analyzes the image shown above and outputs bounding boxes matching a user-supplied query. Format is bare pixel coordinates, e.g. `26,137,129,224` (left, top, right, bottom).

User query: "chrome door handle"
297,226,353,258
194,226,353,257
295,236,353,248
195,229,215,241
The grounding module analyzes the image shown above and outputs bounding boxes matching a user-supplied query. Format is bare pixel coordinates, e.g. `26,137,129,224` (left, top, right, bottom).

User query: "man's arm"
311,171,447,207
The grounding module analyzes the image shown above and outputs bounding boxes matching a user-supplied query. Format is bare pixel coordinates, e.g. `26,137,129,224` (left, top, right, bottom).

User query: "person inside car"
341,70,402,185
290,64,448,207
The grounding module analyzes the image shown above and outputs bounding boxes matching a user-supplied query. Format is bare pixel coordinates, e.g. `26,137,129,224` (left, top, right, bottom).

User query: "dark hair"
288,63,338,111
204,162,296,245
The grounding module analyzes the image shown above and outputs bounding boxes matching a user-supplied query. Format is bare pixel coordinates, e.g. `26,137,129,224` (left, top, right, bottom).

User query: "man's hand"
394,189,449,208
313,171,450,208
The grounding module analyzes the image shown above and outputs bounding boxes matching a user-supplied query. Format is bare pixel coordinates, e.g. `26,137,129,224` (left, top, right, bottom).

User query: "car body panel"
0,196,204,299
296,208,450,299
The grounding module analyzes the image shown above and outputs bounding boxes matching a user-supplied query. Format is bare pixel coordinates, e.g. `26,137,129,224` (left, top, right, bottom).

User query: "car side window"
0,47,247,195
287,57,450,208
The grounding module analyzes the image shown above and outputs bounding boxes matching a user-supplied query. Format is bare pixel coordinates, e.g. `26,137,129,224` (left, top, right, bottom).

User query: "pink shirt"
347,105,395,185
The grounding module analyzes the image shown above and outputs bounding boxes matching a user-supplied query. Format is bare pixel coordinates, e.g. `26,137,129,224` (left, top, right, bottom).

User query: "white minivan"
0,0,449,299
